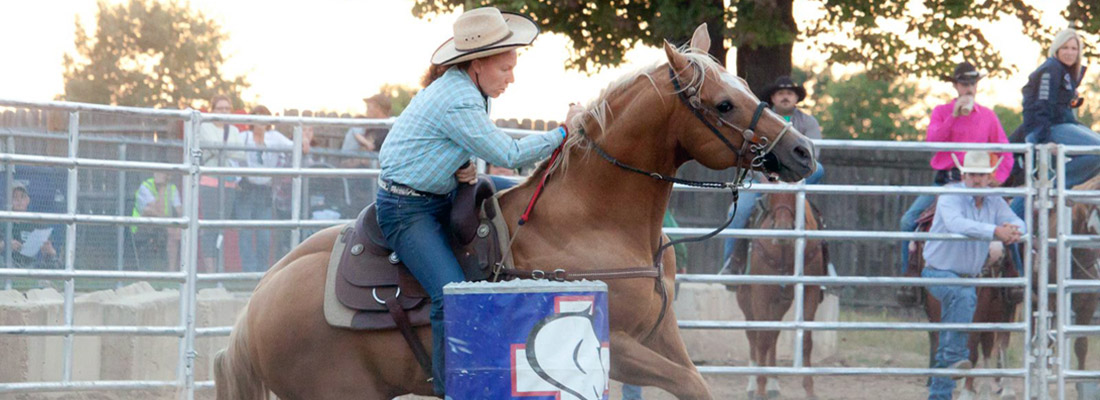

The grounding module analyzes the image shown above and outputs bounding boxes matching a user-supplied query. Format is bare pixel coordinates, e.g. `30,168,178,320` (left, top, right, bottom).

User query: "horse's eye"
716,101,734,113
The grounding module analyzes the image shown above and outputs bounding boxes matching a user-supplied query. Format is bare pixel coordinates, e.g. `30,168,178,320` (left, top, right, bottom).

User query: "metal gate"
0,98,1096,399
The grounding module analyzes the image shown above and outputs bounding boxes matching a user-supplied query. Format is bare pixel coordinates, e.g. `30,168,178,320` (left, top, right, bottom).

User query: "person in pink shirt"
897,62,1014,300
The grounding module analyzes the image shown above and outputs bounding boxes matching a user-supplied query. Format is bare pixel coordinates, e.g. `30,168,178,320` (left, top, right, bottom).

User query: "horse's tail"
214,308,267,400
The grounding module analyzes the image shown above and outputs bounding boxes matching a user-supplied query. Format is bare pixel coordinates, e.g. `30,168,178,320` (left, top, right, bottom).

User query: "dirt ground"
4,309,1095,400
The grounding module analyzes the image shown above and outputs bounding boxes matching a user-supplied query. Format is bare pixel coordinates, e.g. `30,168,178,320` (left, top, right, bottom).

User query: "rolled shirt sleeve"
442,100,564,169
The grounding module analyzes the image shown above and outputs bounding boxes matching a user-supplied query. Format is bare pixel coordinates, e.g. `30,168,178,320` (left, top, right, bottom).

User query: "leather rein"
496,61,793,340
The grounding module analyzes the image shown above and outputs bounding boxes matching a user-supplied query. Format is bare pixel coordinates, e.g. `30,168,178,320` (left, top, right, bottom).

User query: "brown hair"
209,94,232,110
250,105,271,132
420,61,472,88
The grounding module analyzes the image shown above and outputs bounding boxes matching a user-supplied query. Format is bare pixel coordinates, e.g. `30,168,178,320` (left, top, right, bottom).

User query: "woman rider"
375,7,582,396
1012,28,1100,217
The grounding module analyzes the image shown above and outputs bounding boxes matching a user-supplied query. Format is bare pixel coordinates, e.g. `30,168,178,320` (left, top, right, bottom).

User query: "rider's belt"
379,180,446,199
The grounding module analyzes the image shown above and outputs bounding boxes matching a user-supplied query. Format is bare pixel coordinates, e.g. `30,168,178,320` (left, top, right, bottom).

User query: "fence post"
61,111,80,382
177,110,201,400
791,185,807,369
1023,145,1035,398
3,133,12,290
1054,145,1068,399
116,143,127,280
1034,144,1053,400
290,123,303,246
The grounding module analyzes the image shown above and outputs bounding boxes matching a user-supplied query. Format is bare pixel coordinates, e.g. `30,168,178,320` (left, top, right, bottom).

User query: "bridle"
499,58,802,344
575,62,794,192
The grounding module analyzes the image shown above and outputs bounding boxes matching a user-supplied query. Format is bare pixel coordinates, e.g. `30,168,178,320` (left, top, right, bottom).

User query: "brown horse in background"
213,24,818,400
907,205,1021,400
1028,174,1100,398
736,191,826,400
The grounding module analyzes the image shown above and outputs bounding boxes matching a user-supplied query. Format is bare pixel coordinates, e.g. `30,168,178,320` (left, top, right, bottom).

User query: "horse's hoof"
998,387,1017,400
766,389,780,399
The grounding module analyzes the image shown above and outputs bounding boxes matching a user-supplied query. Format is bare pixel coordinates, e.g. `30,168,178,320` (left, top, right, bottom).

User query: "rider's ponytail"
420,61,472,88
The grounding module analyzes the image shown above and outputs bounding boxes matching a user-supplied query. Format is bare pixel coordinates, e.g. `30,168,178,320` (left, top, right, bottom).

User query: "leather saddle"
324,177,507,332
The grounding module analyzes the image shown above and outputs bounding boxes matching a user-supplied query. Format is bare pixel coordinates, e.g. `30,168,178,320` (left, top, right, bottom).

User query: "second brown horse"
736,191,827,400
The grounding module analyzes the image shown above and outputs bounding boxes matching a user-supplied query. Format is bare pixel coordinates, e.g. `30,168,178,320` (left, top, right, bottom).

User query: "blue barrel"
444,280,610,400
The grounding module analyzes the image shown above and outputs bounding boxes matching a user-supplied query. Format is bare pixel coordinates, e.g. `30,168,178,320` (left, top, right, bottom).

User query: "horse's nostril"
794,145,811,161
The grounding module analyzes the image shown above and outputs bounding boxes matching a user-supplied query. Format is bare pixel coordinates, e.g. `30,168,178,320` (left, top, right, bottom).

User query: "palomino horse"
213,24,817,400
907,205,1021,400
736,191,826,400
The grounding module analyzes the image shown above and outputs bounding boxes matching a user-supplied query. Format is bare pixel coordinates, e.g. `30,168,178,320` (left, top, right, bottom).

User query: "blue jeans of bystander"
922,267,977,400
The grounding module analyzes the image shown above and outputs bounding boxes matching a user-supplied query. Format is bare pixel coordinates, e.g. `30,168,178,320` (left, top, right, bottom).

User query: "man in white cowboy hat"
375,6,582,396
921,150,1025,400
897,61,1015,304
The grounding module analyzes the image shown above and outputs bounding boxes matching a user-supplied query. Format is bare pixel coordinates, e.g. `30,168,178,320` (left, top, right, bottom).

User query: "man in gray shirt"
721,76,824,274
922,150,1025,400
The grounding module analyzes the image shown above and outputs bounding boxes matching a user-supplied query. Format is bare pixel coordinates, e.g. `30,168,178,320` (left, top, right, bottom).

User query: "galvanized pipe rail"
0,98,1085,397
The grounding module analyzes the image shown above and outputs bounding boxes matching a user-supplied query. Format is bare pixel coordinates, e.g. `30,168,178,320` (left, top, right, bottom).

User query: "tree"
376,84,419,117
1075,78,1100,133
993,105,1024,139
803,69,925,141
61,0,248,109
411,1,1095,96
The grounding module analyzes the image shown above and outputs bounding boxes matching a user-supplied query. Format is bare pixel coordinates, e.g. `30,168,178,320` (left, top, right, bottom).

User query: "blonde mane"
525,46,723,181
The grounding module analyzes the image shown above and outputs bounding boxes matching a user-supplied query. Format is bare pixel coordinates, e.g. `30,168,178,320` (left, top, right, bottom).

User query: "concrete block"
193,287,248,380
100,283,180,381
0,288,63,382
672,283,839,364
70,289,116,381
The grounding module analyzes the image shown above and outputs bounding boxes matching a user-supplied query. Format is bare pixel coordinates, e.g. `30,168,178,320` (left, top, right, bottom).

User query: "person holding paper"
1,182,59,268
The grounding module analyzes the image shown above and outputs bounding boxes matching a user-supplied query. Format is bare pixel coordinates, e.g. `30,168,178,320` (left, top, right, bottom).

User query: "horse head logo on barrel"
213,16,816,399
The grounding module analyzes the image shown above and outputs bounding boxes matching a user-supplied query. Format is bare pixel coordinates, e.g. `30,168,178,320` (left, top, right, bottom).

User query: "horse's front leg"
609,329,712,399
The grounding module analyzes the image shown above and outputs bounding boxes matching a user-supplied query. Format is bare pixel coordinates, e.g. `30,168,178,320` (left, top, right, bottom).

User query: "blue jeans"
899,185,942,275
488,175,517,191
622,383,643,400
234,184,273,273
1011,122,1100,219
375,188,462,396
922,267,977,400
722,161,824,264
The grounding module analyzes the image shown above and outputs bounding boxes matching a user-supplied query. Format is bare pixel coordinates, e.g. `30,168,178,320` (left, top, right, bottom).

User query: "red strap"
519,136,566,226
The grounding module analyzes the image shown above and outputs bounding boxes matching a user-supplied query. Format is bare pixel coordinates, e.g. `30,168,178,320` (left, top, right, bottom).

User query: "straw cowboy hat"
951,151,1003,174
431,7,540,66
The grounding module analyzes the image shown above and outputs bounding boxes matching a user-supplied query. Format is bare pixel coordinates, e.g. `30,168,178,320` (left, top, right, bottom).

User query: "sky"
0,0,1084,122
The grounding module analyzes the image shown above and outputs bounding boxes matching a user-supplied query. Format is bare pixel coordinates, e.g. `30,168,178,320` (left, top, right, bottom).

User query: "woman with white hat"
375,7,581,395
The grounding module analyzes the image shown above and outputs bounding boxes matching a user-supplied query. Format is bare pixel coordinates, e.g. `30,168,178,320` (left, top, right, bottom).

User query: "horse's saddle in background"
323,177,508,331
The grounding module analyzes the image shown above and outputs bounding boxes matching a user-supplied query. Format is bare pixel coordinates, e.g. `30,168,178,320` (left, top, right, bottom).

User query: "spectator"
921,151,1024,400
341,94,392,168
896,62,1013,303
131,172,182,271
1,182,59,269
198,94,246,273
342,95,392,207
1011,28,1100,216
236,105,293,273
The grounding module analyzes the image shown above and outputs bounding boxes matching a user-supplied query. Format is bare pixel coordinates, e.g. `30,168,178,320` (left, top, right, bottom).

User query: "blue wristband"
559,126,567,141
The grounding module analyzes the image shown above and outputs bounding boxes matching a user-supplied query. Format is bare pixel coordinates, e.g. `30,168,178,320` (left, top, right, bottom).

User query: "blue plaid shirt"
379,67,564,194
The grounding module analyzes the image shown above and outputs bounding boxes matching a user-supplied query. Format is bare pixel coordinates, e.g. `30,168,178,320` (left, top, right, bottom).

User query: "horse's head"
662,24,816,182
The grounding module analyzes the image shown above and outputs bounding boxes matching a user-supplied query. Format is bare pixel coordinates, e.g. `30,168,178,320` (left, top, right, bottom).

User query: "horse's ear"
664,40,688,72
689,23,711,53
